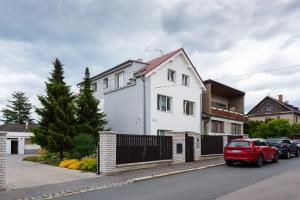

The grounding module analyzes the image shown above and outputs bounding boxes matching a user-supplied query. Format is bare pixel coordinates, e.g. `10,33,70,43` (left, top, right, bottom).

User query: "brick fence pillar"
0,132,6,191
166,131,186,164
99,131,117,175
187,133,201,161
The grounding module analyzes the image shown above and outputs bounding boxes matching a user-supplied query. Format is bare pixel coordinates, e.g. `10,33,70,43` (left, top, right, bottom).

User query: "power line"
213,64,300,81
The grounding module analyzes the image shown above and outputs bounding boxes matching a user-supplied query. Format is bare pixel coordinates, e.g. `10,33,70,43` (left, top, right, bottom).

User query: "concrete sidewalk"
6,155,97,189
0,157,224,200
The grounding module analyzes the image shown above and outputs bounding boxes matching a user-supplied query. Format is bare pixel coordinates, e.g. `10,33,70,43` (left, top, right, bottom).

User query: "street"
56,157,300,200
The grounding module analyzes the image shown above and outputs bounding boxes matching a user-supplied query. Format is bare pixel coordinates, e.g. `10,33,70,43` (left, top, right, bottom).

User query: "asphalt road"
57,157,300,200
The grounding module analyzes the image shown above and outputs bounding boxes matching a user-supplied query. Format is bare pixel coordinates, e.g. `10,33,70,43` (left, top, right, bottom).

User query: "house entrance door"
11,140,18,154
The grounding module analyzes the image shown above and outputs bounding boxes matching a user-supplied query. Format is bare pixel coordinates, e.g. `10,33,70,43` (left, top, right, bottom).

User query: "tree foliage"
72,133,96,158
1,91,33,124
250,119,298,138
32,59,76,159
76,67,107,144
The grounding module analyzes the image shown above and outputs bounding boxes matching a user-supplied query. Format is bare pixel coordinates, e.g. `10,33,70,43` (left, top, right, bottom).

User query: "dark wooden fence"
201,135,223,155
116,134,172,165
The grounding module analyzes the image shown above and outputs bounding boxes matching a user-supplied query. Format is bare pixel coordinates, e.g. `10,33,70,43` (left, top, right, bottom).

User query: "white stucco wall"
148,53,203,135
6,132,40,155
93,61,146,110
103,79,144,134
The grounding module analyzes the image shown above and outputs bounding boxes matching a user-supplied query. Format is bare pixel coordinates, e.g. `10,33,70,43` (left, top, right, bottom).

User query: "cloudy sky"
1,0,300,120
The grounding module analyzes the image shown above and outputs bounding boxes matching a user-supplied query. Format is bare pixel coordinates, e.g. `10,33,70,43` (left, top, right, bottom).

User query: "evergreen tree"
76,67,107,144
1,91,32,124
32,59,76,159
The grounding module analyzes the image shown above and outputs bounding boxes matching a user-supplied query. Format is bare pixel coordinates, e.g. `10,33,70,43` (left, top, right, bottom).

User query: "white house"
0,123,40,155
84,48,206,135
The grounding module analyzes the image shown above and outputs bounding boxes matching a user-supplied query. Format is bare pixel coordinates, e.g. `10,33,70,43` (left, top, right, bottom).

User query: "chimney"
136,58,143,62
278,94,283,102
25,122,29,130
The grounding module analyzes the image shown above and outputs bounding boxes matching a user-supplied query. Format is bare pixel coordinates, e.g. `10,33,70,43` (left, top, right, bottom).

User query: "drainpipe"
142,76,146,135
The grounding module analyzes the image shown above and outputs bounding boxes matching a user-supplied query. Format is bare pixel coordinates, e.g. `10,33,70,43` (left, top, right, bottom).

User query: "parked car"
292,139,300,148
224,138,278,167
266,138,299,159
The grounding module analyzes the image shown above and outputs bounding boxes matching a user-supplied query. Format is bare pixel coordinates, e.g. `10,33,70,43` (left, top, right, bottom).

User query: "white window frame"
157,94,172,112
92,82,97,92
183,100,195,116
103,77,108,89
115,72,124,89
157,129,169,136
182,74,190,86
168,69,176,82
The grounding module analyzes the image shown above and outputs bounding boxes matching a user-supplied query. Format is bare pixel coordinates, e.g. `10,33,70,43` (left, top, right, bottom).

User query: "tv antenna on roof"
155,48,163,56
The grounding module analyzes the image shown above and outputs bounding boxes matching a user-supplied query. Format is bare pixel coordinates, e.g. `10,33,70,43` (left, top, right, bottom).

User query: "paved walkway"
1,157,224,200
6,155,97,189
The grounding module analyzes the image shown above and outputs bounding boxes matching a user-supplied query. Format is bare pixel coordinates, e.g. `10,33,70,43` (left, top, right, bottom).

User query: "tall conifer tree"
33,59,76,159
1,91,32,124
76,67,107,144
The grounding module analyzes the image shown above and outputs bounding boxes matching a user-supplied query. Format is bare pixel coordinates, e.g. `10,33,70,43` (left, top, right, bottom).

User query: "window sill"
157,110,173,114
184,114,196,117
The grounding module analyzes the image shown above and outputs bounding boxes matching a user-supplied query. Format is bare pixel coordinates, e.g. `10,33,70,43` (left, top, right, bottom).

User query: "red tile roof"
135,48,183,77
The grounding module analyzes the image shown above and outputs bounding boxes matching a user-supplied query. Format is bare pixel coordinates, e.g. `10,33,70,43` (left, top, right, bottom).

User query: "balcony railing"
211,107,245,121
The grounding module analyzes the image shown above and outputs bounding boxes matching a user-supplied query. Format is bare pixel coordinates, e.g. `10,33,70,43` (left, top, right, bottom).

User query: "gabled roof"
0,123,37,132
135,48,183,76
247,96,300,116
134,48,206,90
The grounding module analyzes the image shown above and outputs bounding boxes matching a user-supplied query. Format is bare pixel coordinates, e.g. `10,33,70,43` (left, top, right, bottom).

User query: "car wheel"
256,155,264,167
296,149,300,157
272,153,279,163
286,151,290,159
226,160,233,166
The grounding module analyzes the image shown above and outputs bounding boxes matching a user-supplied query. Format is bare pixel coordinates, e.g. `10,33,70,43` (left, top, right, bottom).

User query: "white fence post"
0,132,6,191
99,131,117,175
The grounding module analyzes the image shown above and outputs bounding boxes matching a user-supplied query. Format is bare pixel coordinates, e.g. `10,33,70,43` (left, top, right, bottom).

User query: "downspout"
142,76,146,135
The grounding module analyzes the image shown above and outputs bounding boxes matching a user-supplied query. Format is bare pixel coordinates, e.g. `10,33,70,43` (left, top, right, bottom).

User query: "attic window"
92,82,97,92
168,69,176,82
103,78,108,89
265,104,271,112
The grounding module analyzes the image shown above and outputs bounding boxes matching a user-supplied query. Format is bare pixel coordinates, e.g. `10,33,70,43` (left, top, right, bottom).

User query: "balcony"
211,107,245,121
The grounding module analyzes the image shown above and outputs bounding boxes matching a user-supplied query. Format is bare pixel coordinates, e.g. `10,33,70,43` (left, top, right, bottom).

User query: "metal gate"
201,135,223,155
185,134,194,162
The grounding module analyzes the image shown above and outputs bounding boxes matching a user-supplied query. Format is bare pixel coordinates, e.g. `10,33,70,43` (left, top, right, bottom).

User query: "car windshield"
266,139,283,144
227,141,250,147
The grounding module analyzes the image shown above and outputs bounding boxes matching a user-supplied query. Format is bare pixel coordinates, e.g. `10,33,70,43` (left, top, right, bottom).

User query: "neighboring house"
0,123,40,155
82,48,206,135
202,79,245,135
247,95,300,124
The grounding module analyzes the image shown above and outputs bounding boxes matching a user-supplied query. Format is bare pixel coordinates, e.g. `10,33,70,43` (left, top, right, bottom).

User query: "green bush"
23,156,38,162
72,134,96,158
79,157,97,171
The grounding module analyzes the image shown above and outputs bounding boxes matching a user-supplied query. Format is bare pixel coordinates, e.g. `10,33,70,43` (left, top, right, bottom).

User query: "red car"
224,138,279,167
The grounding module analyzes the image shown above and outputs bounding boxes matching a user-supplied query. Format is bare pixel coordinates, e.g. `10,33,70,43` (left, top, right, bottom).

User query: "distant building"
202,79,246,135
79,48,206,135
0,123,40,155
247,95,300,124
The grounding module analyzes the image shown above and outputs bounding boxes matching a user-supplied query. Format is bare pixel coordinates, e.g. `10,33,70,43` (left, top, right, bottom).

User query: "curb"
13,162,225,200
130,162,225,182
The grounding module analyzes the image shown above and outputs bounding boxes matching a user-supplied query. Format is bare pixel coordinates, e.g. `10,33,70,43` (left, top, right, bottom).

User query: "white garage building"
0,123,40,155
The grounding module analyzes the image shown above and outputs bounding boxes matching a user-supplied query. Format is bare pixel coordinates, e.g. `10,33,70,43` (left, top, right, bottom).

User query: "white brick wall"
0,132,6,191
99,131,117,174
